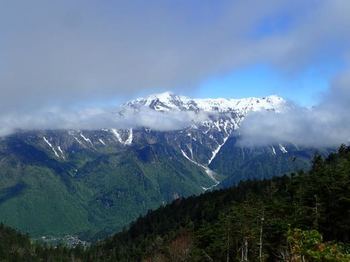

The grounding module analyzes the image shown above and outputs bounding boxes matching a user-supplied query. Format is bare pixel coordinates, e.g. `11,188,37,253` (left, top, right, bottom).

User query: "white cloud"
1,0,350,139
0,106,211,136
0,0,339,111
239,69,350,147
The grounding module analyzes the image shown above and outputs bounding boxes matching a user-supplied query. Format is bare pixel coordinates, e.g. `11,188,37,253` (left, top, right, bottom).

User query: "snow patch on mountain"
57,146,65,159
111,128,133,145
125,128,133,145
208,135,229,165
43,136,60,158
279,144,288,153
128,92,286,167
127,92,286,115
80,133,93,145
73,136,83,145
181,149,219,187
271,146,276,155
111,129,123,143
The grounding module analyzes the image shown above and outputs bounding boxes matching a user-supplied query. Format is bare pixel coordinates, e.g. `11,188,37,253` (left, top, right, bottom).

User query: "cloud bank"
239,70,350,147
0,106,210,136
0,0,296,111
1,0,350,146
1,0,349,111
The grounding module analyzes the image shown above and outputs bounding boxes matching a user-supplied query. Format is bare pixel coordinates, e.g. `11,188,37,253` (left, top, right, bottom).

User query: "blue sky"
196,62,343,106
0,1,350,119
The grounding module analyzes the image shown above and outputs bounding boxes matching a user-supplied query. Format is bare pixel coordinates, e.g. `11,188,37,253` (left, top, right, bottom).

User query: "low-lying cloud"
1,1,350,143
0,0,298,111
239,70,350,147
0,106,210,136
0,1,350,111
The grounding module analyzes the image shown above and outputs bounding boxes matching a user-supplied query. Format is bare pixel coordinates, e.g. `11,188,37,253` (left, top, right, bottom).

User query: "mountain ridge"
125,91,286,113
0,92,326,239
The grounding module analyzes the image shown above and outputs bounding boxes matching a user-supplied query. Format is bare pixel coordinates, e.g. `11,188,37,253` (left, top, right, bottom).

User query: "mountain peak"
144,91,184,105
148,91,176,100
127,92,286,113
127,92,189,111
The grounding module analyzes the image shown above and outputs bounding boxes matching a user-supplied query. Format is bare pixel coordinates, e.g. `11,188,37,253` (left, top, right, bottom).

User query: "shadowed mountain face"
0,93,328,239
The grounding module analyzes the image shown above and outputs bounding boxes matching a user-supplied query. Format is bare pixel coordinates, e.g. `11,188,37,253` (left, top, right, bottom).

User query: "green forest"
2,146,350,261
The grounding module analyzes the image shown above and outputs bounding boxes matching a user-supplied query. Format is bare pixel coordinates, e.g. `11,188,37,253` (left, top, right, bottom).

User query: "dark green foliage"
287,228,350,261
0,182,27,205
1,145,350,261
85,145,350,261
0,223,88,261
0,131,321,239
211,137,327,188
0,135,212,239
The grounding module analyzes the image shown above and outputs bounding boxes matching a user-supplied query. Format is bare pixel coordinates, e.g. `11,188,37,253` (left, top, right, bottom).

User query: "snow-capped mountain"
123,92,286,143
116,92,293,189
125,91,285,114
21,92,290,185
10,92,291,184
0,92,323,239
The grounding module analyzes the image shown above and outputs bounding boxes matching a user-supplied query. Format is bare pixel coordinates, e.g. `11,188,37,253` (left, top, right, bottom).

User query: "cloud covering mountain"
0,106,210,136
0,1,350,146
0,1,349,109
239,69,350,147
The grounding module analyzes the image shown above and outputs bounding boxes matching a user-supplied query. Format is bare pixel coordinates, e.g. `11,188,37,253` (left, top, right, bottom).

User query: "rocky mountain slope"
0,92,327,239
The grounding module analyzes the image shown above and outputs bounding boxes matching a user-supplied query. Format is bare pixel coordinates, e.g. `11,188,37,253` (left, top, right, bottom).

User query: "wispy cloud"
0,106,210,136
239,69,350,147
0,1,350,140
1,1,348,110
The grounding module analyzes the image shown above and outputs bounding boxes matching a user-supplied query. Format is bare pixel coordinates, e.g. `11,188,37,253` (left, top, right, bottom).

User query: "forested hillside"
88,145,350,261
1,146,350,261
0,223,88,261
